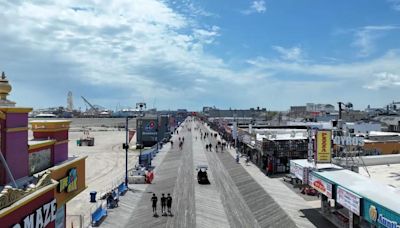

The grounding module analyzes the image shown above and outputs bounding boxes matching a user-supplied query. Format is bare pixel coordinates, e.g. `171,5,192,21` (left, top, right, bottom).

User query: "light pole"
136,102,146,166
124,116,135,186
124,117,129,186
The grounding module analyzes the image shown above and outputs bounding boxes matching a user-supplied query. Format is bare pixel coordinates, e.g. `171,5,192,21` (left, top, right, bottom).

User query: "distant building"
360,131,400,155
289,106,307,116
343,122,381,134
238,128,308,174
203,107,267,118
376,116,400,132
306,103,335,113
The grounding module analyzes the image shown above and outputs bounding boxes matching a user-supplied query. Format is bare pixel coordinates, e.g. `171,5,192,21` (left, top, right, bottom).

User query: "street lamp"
123,116,134,186
136,102,146,167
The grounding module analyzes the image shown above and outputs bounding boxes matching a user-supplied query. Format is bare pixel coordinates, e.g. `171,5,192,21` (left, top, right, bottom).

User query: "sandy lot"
28,118,140,227
66,130,139,227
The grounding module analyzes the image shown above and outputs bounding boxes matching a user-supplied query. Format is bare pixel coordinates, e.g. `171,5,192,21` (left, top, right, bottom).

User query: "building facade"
0,72,86,228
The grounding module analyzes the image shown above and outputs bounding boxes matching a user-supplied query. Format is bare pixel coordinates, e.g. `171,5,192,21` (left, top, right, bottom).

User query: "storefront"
290,159,400,228
0,181,58,228
0,74,87,228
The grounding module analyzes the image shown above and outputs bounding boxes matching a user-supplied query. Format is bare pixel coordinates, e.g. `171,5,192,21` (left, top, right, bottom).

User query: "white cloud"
0,0,263,109
272,45,304,62
248,49,400,87
388,0,400,11
364,72,400,89
242,1,266,15
251,1,267,13
352,25,399,57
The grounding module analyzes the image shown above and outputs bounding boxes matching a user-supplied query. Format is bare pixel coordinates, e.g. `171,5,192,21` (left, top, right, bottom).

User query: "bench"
118,183,128,196
91,206,107,226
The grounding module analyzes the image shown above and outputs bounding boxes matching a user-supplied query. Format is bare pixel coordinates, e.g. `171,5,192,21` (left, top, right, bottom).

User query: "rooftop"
28,139,56,150
30,120,72,124
359,163,400,189
256,129,308,141
315,168,400,213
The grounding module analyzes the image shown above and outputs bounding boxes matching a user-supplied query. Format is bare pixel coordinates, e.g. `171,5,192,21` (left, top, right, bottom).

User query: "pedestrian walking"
166,193,173,215
161,193,167,216
151,194,158,216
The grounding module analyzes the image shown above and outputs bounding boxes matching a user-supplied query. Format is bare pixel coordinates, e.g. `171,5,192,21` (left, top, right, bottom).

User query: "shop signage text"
142,131,157,136
309,174,332,198
316,131,332,163
333,136,364,146
336,186,361,216
12,199,57,228
59,168,78,193
369,205,400,228
378,214,399,228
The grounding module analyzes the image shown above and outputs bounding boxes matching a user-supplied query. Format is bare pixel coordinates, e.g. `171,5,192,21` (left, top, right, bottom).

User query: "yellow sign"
369,205,378,222
316,130,331,163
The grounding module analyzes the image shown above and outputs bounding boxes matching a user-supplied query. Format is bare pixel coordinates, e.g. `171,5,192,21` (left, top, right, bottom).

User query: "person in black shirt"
151,193,158,216
166,193,172,215
160,193,167,215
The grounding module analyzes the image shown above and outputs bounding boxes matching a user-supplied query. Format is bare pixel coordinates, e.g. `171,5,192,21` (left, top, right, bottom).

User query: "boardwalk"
103,118,332,228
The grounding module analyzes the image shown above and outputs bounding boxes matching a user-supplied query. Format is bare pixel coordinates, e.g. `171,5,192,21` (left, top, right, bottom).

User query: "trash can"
90,191,97,203
77,139,81,146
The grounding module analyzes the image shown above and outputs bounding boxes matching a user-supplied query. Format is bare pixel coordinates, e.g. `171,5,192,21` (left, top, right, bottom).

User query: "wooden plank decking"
118,120,300,228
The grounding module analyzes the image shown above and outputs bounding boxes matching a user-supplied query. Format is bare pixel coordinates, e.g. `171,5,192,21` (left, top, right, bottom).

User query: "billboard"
137,118,159,147
232,122,238,140
316,130,332,163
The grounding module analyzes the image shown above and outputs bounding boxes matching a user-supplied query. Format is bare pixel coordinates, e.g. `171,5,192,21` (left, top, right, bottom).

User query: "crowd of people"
149,117,238,217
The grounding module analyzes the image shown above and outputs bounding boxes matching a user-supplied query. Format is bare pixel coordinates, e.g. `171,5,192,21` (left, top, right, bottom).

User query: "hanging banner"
232,122,238,140
337,186,361,216
316,130,332,163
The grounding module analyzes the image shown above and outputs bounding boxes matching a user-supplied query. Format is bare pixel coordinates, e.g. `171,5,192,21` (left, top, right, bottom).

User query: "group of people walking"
151,193,173,217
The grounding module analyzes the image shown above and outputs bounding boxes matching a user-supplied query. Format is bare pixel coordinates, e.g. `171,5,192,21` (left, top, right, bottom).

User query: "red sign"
308,173,332,198
313,180,326,193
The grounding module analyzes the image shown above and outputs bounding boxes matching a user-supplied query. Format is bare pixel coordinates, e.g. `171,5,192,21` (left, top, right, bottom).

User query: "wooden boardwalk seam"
192,129,230,228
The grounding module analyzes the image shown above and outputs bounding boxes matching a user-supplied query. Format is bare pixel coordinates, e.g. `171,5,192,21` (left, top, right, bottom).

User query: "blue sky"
1,0,400,111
